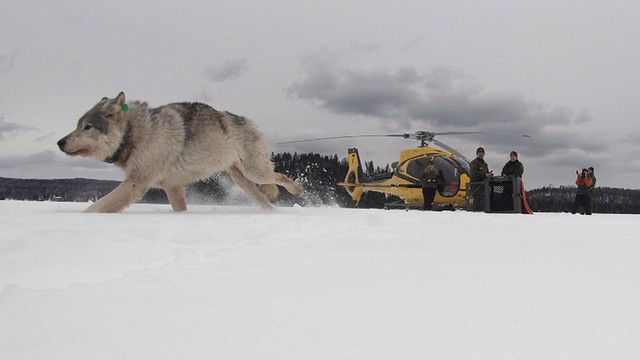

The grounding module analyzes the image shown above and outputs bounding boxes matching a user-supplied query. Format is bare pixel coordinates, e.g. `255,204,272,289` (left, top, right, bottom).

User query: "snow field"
1,201,639,359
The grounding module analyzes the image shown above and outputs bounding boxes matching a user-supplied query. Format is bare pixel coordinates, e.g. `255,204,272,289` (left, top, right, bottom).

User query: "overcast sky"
1,1,639,190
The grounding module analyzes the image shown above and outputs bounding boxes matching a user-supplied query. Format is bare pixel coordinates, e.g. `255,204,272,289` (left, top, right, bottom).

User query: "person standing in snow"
469,147,493,182
571,168,593,215
419,157,440,211
501,151,524,177
499,150,524,211
588,166,597,213
468,147,492,211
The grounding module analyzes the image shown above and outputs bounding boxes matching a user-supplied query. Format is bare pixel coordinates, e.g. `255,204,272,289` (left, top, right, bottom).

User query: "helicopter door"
406,156,462,197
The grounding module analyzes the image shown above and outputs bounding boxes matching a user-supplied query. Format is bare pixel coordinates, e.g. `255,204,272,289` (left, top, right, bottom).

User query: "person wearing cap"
501,151,524,177
468,147,492,211
469,147,493,182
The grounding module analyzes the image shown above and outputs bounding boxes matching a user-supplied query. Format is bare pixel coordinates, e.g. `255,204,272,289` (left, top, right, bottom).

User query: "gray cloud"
0,150,122,180
0,117,36,140
286,58,605,159
0,53,17,74
34,132,56,143
203,59,248,82
398,37,423,51
349,41,381,53
287,61,421,119
1,150,80,169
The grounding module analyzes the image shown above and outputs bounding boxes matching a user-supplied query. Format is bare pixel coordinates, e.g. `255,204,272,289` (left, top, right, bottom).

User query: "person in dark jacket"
419,157,439,210
501,151,524,177
588,166,596,213
468,147,492,211
571,168,593,215
499,151,524,211
469,147,493,182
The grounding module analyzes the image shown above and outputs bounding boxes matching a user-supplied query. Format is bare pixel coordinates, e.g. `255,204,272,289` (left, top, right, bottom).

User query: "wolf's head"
57,92,130,161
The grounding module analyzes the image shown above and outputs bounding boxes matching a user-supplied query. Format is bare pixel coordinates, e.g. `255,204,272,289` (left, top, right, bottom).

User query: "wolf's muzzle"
57,138,67,151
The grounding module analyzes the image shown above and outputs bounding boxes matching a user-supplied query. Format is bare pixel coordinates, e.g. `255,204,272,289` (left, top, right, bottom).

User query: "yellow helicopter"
281,131,479,209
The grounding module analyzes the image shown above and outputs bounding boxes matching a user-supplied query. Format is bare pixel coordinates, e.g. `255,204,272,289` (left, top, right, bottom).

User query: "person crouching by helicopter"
501,151,524,177
419,157,440,210
571,168,593,215
469,147,493,211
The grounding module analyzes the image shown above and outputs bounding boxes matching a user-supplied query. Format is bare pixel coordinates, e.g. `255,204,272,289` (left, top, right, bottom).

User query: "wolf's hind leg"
239,154,304,197
228,165,272,209
247,169,304,198
165,185,187,212
259,184,279,200
271,172,304,197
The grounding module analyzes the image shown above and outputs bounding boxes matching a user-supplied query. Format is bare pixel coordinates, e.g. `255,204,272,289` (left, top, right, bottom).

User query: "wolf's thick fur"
57,92,303,213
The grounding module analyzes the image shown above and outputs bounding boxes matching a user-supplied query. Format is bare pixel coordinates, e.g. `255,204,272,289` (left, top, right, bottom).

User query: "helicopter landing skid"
383,200,457,212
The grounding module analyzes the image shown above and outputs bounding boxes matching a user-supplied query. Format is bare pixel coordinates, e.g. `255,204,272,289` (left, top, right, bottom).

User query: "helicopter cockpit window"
406,156,462,197
451,154,470,175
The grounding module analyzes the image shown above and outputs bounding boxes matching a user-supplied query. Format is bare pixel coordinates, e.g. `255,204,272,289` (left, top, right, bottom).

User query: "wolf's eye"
83,124,93,131
104,113,114,119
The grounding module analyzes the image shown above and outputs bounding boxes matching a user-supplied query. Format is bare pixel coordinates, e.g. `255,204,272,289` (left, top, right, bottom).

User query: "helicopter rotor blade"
432,139,472,163
432,131,483,136
431,131,532,138
478,132,532,138
277,134,406,145
277,130,518,145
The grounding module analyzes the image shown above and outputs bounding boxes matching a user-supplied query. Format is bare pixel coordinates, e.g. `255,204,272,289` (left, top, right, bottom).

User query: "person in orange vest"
571,168,593,215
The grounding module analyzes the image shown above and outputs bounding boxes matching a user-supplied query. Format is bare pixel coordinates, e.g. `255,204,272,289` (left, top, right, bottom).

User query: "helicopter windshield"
450,154,470,175
405,156,464,197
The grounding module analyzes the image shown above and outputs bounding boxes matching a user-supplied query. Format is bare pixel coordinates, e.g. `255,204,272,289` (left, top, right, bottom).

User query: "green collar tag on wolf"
121,103,130,112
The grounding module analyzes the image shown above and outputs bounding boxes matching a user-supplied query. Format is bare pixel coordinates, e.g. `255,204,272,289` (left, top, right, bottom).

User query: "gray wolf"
57,92,304,212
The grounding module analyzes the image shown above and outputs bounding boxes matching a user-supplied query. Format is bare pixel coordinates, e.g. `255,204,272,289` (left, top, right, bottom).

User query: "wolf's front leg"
85,179,149,213
164,185,187,212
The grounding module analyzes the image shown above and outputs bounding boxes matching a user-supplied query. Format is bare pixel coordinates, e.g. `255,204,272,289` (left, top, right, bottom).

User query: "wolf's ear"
115,92,126,105
115,92,130,112
102,97,109,101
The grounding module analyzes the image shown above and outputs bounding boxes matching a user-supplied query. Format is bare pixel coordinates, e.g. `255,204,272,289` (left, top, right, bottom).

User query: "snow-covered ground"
1,200,639,359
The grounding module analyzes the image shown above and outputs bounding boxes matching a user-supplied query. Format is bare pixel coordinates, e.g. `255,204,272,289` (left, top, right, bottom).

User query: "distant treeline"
0,153,391,209
1,152,639,213
525,186,640,214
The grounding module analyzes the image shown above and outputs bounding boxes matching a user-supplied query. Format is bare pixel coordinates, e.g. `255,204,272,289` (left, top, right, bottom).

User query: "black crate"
467,176,522,213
